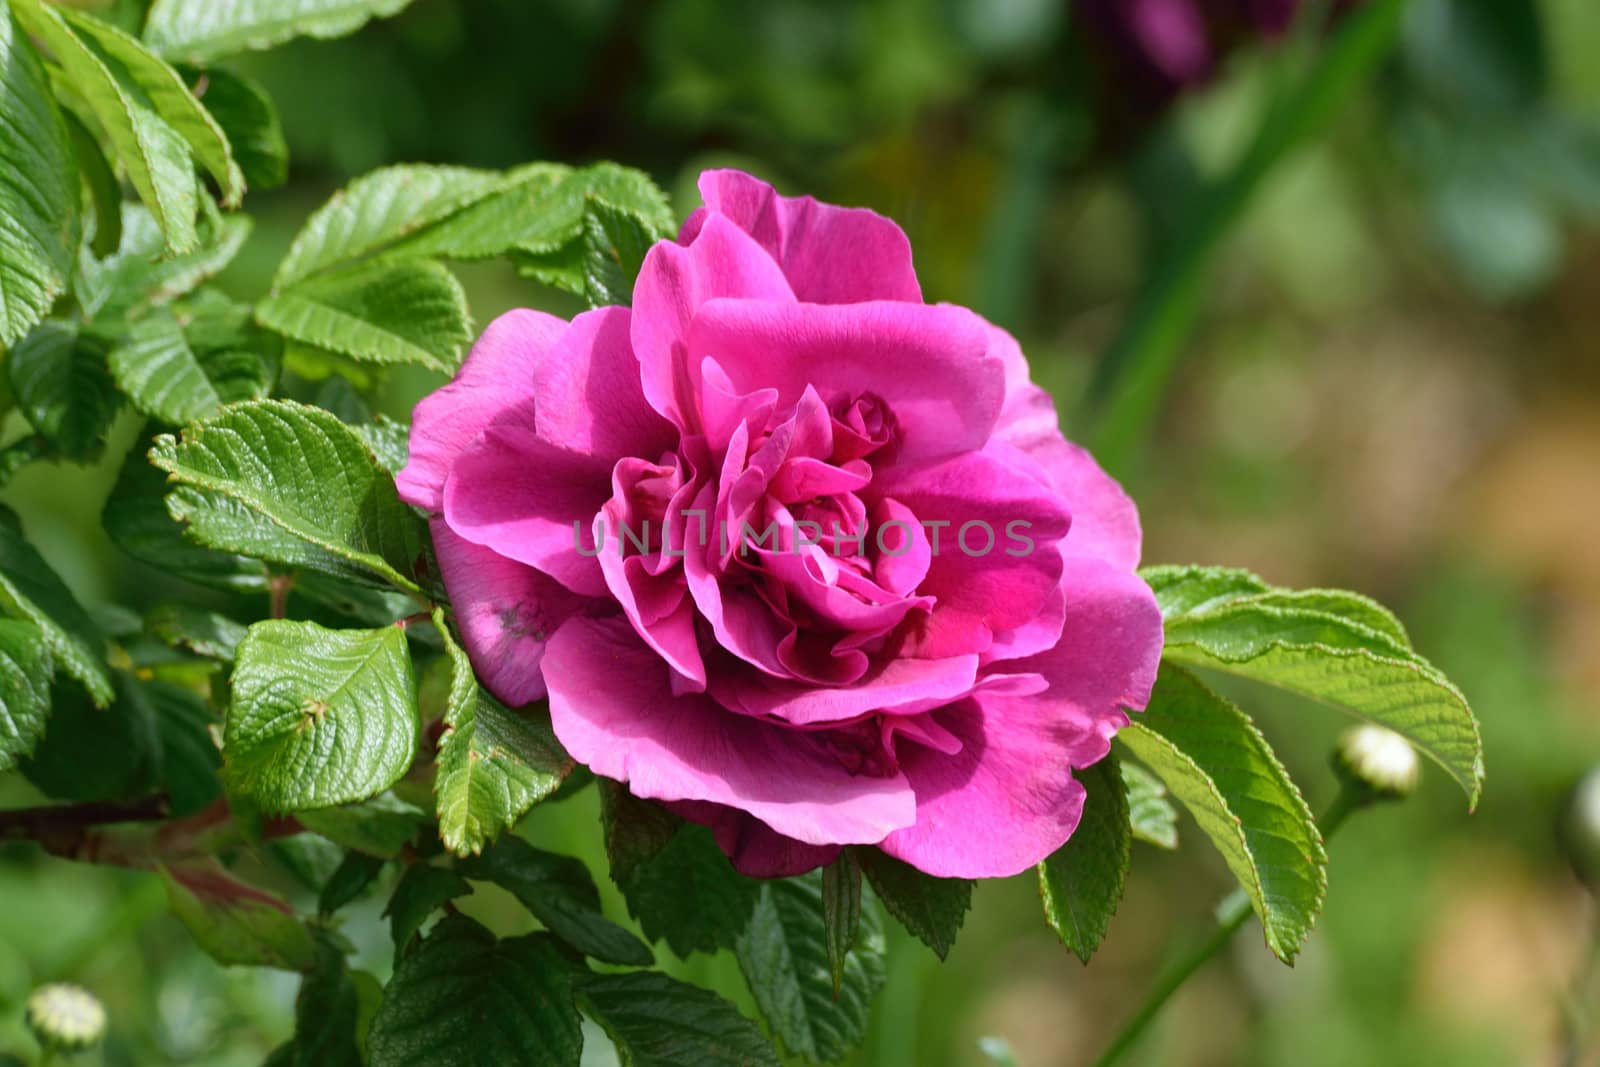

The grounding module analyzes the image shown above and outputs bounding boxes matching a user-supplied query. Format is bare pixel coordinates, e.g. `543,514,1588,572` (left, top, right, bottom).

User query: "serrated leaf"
0,506,113,706
576,970,781,1067
1122,760,1179,849
458,835,653,966
187,66,285,191
62,108,121,257
273,164,506,287
1039,753,1131,964
367,914,582,1067
598,780,759,958
385,863,471,959
258,258,472,373
821,852,862,998
79,207,251,317
318,850,385,916
0,620,51,770
6,321,121,460
162,860,318,970
298,793,428,857
145,602,247,660
223,619,419,812
287,934,364,1066
109,304,272,424
149,399,428,593
355,416,410,475
12,0,197,254
735,872,886,1064
21,674,157,800
0,8,81,347
145,0,418,66
141,676,224,815
582,197,655,308
1116,665,1327,964
1145,564,1484,806
55,5,243,204
854,849,971,961
433,611,572,855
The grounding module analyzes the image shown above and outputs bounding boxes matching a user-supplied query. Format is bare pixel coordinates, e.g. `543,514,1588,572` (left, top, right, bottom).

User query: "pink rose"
397,170,1163,878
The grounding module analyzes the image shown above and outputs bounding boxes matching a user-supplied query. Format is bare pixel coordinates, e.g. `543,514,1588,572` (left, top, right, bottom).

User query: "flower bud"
1333,725,1420,800
1560,767,1600,890
25,983,105,1052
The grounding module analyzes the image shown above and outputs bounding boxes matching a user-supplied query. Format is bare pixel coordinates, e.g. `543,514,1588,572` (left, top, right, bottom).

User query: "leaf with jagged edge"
162,860,318,971
385,863,471,961
0,506,113,706
145,0,418,66
6,321,121,460
187,66,286,191
576,970,781,1067
1116,664,1327,964
108,303,273,425
854,848,971,961
1039,752,1132,964
0,621,51,771
1122,759,1179,849
0,7,80,347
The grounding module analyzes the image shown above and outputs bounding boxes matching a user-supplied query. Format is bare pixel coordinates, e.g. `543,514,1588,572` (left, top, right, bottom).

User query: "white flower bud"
25,983,105,1052
1334,725,1420,799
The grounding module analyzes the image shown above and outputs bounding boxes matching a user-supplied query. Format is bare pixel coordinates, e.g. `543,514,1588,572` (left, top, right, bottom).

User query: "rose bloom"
398,170,1162,878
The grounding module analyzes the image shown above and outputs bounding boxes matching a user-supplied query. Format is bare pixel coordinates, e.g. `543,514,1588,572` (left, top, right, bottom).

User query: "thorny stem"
1092,783,1372,1067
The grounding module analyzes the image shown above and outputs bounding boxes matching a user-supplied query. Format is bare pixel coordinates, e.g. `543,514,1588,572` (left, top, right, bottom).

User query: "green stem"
1092,786,1369,1067
1559,903,1600,1066
1080,0,1406,479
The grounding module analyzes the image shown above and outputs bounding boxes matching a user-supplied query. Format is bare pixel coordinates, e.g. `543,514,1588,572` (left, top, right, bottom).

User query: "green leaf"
1144,564,1485,806
0,506,113,706
1116,664,1327,964
223,619,419,812
318,850,385,916
62,109,121,257
458,835,654,966
287,934,365,1066
821,852,862,998
854,849,971,961
6,321,121,460
55,5,243,205
12,0,197,254
735,872,887,1064
79,207,251,317
187,66,286,191
384,863,471,960
367,914,582,1067
258,258,472,373
274,164,506,287
0,620,51,770
0,7,81,347
1038,753,1131,964
297,793,428,857
21,674,157,800
576,970,781,1067
145,0,418,66
108,304,272,424
162,860,318,970
598,780,759,958
433,612,572,856
1122,760,1179,850
582,197,656,308
142,677,224,815
145,602,247,661
149,399,428,593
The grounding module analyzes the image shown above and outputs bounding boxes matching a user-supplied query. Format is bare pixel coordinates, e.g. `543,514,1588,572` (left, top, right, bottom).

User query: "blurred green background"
3,0,1600,1064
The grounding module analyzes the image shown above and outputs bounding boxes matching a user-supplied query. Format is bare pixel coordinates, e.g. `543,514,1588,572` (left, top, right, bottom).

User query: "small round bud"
25,983,105,1052
1560,767,1600,890
1333,725,1419,800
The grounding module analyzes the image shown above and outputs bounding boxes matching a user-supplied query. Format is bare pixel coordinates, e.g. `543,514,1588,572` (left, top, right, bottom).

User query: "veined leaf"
223,619,419,812
433,610,571,856
736,872,886,1064
384,863,471,960
6,321,121,459
62,108,121,257
297,793,428,857
287,934,365,1066
149,399,428,593
458,835,654,966
576,970,781,1067
1116,665,1327,964
367,914,582,1067
582,197,656,308
79,206,251,317
108,304,272,425
854,849,972,961
1039,753,1131,963
55,5,243,204
0,506,113,706
146,602,246,661
162,860,318,971
12,0,197,254
1122,759,1179,849
1143,564,1484,806
273,164,505,287
145,0,418,66
0,7,81,347
187,66,286,190
257,258,472,373
0,620,51,770
318,850,385,916
821,851,862,998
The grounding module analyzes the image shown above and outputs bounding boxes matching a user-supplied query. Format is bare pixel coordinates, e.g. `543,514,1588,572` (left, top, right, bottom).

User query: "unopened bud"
1333,725,1419,800
25,983,105,1052
1561,767,1600,890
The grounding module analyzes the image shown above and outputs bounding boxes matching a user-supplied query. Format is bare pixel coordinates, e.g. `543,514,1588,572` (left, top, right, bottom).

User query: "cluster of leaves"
0,1,1485,1064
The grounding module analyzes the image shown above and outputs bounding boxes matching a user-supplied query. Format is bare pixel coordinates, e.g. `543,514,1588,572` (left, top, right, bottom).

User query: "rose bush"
398,169,1163,878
